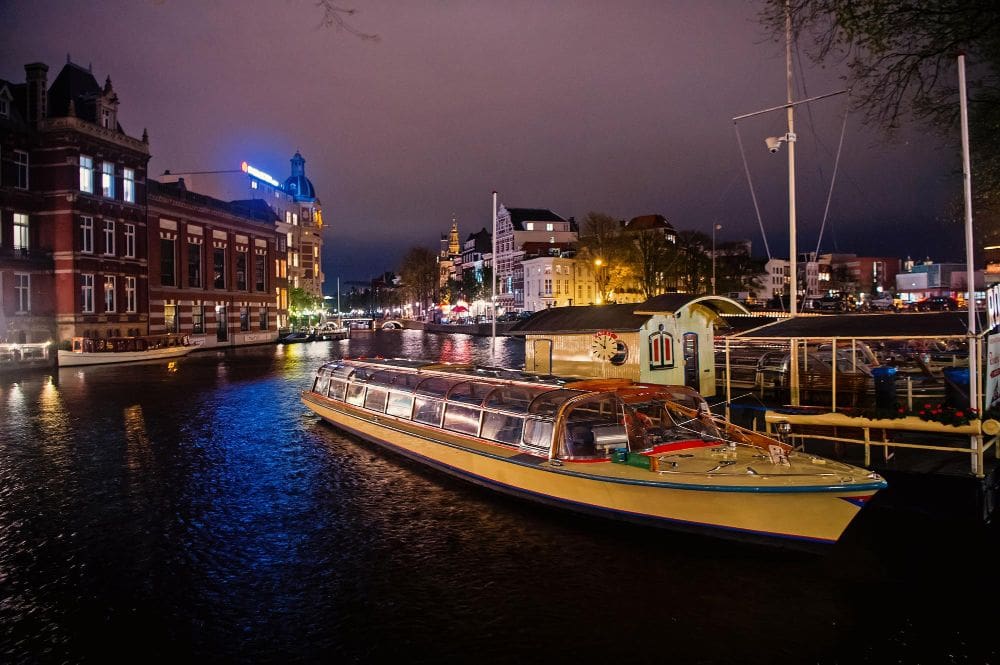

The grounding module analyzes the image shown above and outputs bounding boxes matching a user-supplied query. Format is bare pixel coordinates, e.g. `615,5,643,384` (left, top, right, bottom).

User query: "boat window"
367,370,400,388
446,381,495,406
346,383,366,406
528,389,586,417
661,401,721,442
313,375,329,395
329,378,348,401
331,364,355,381
415,376,464,398
413,397,444,426
481,412,524,446
560,393,625,458
443,404,481,436
364,387,387,413
484,386,555,413
522,418,553,453
386,391,414,418
351,367,377,383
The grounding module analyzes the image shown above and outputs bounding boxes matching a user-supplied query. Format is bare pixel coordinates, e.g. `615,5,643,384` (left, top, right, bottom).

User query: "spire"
104,76,113,94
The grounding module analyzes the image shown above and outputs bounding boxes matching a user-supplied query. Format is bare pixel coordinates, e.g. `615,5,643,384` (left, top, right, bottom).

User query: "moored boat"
58,334,198,367
301,358,886,547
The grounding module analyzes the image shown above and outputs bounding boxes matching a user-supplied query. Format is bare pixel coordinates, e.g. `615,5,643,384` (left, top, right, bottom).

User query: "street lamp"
711,224,722,295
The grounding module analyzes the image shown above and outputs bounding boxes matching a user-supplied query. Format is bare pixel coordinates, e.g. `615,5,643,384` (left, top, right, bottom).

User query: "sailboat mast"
786,2,798,316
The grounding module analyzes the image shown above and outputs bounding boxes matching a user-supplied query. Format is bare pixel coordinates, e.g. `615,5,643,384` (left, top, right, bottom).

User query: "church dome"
284,151,317,201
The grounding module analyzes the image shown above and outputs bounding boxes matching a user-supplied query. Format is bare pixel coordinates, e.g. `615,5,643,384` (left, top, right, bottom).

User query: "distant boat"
302,358,885,547
278,331,314,344
313,322,350,340
58,335,197,367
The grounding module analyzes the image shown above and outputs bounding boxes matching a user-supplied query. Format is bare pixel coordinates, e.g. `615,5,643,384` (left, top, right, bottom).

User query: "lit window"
80,155,94,193
102,162,115,198
14,150,28,189
123,168,135,203
103,220,115,255
81,274,95,313
104,275,116,312
81,216,94,253
125,277,136,313
546,223,553,231
15,273,30,313
13,213,28,252
0,96,9,118
124,224,135,258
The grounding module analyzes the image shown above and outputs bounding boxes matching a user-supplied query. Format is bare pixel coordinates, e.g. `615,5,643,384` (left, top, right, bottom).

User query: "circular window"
609,340,629,366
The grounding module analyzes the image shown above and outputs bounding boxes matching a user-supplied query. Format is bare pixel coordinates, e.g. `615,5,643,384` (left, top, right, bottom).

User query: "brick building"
0,58,151,343
147,179,278,347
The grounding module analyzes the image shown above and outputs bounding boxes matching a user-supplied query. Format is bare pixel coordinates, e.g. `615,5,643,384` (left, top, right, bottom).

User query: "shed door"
531,339,553,375
683,332,698,390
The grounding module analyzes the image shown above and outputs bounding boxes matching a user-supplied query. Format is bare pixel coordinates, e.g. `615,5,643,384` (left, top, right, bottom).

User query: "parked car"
866,295,898,311
911,296,960,311
815,294,857,312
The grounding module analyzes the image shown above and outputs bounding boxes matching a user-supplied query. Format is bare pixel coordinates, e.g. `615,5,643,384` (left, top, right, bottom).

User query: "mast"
785,2,798,316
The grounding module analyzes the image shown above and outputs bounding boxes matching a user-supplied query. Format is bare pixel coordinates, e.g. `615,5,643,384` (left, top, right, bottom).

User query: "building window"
14,150,28,190
546,223,553,231
82,216,94,253
124,224,135,258
13,213,29,253
80,155,94,193
15,273,30,313
103,219,115,255
213,248,226,288
125,276,136,313
648,329,673,370
192,305,204,334
104,275,116,313
82,274,95,313
160,238,176,286
188,242,202,287
277,235,287,253
236,252,247,290
0,96,8,118
123,168,135,203
259,306,268,330
164,304,178,333
239,306,250,331
254,254,266,292
102,162,115,198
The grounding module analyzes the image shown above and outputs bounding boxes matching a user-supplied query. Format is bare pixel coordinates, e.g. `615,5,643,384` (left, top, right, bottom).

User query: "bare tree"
316,1,380,41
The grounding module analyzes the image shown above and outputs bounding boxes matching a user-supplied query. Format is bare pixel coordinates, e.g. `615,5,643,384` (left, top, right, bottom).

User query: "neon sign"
240,161,280,188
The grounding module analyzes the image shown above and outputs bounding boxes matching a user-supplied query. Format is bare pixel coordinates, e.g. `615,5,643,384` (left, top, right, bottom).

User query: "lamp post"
711,223,722,295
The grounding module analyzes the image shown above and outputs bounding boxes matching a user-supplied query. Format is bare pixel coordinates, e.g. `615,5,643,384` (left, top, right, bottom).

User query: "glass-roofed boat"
301,358,885,547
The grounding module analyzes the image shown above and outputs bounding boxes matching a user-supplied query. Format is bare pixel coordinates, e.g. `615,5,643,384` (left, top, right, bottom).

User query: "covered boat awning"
732,311,982,339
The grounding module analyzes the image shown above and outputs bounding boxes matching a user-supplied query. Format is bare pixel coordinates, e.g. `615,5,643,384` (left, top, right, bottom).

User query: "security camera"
765,136,782,153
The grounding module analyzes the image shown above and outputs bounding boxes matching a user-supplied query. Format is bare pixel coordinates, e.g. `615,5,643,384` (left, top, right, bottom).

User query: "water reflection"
0,331,993,663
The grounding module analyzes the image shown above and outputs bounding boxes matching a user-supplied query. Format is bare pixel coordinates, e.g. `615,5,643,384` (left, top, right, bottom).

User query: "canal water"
1,330,996,664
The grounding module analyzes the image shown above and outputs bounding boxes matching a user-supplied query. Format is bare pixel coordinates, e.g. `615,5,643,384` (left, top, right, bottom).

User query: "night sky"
2,1,968,287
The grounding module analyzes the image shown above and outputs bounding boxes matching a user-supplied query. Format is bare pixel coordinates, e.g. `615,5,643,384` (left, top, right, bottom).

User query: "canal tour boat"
58,334,198,367
301,358,886,547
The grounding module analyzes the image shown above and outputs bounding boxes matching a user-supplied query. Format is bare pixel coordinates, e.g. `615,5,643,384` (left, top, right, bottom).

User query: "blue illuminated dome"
284,151,316,201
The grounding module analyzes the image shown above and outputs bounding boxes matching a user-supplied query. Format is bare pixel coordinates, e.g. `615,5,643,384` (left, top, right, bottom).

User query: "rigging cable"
733,122,773,261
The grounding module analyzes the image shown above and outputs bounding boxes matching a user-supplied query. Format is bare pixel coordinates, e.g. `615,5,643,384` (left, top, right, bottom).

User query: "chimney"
24,62,49,125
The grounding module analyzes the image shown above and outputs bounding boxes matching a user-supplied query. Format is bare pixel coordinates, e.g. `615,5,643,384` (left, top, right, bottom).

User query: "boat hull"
58,344,195,367
303,392,878,547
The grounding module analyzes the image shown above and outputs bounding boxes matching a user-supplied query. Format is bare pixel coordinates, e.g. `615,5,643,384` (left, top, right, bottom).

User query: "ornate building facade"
0,58,151,343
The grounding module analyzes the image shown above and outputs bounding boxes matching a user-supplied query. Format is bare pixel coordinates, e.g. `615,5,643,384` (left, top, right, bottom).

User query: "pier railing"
762,409,999,478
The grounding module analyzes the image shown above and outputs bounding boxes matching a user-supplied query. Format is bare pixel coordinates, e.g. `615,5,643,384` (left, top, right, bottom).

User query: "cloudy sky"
2,0,967,285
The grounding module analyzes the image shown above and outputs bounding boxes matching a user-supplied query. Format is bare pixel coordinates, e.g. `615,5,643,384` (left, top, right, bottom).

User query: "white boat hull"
58,344,195,367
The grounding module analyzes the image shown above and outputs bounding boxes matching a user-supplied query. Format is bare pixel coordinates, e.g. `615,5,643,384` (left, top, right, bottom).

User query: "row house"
494,205,577,312
147,179,279,347
521,243,598,312
0,59,151,343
